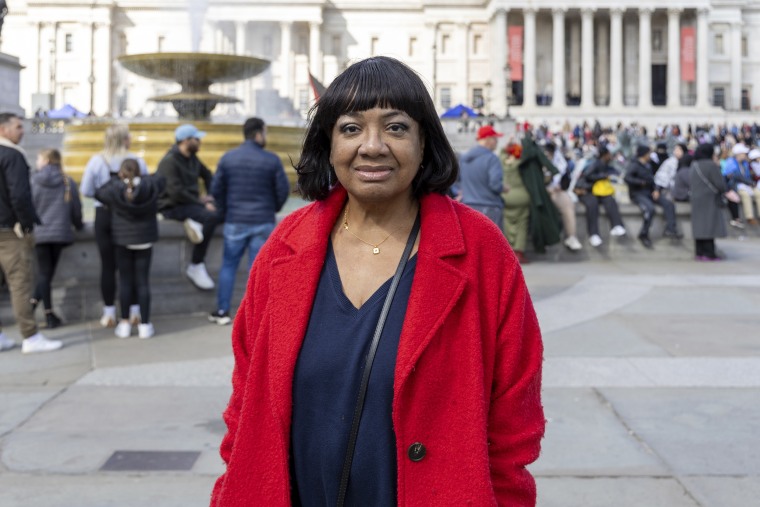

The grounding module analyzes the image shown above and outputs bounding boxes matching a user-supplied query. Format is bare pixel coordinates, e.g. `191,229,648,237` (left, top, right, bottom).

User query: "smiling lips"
355,165,393,181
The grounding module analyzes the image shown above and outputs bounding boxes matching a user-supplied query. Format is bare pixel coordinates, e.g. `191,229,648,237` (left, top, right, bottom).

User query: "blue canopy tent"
440,104,479,119
46,104,87,119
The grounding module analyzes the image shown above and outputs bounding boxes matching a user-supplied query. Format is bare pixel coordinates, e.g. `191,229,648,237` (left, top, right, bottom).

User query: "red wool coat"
211,187,544,506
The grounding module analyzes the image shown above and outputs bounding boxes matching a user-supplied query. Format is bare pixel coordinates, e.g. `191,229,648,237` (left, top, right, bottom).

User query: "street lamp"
503,64,512,119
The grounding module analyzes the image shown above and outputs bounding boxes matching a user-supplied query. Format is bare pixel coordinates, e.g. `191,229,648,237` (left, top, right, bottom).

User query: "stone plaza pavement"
1,237,759,507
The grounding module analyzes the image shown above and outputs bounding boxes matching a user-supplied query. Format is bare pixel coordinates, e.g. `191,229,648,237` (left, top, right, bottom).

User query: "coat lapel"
394,194,467,391
267,188,346,431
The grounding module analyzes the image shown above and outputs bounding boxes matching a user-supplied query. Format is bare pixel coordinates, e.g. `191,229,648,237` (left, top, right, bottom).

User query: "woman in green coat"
500,143,531,263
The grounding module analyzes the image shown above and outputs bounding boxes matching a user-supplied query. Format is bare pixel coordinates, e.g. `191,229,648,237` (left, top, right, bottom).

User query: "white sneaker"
186,263,215,290
21,333,63,354
589,234,603,247
138,323,155,339
114,320,132,339
610,225,627,237
564,236,582,251
100,306,117,328
0,332,16,352
183,218,204,244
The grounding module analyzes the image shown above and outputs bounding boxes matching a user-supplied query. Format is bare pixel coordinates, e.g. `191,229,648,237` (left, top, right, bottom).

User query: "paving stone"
532,389,667,476
0,473,216,507
601,388,760,475
536,477,701,507
679,476,760,507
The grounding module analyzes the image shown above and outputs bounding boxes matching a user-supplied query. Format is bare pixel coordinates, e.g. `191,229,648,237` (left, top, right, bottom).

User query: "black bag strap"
692,161,720,195
336,212,421,507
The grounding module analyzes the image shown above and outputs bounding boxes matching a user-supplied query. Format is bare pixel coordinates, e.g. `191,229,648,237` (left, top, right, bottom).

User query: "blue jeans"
217,222,275,312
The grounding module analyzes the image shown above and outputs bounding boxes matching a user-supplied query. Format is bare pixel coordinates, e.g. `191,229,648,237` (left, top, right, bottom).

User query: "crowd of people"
0,112,289,353
454,119,760,262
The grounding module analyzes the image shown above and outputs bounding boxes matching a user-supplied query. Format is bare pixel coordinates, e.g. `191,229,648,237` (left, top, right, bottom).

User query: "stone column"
581,8,595,107
730,21,743,110
280,22,292,101
31,22,42,92
696,9,709,108
235,21,247,55
490,9,508,117
667,8,682,107
39,22,56,96
552,8,566,108
93,22,112,115
569,17,581,98
638,8,653,107
309,21,322,81
457,22,469,106
597,16,610,104
609,8,624,108
523,7,537,108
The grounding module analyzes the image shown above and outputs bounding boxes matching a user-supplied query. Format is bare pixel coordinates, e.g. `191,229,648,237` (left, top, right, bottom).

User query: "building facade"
2,0,760,125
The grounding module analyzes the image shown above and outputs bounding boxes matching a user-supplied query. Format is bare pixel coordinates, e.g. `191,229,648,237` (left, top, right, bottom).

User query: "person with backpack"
30,148,84,328
95,159,165,339
80,124,148,328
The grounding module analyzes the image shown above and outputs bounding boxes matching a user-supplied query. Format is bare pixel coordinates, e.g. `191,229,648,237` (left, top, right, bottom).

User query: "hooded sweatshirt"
31,164,83,244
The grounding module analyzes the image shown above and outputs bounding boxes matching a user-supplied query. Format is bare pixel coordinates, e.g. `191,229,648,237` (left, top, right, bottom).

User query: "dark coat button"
407,442,426,462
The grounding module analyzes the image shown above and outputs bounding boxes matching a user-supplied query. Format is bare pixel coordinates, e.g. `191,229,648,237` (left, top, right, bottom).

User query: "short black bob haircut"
295,56,459,201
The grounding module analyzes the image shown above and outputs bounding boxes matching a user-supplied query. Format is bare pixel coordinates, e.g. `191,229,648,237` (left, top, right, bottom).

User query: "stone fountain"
62,52,304,184
117,52,270,120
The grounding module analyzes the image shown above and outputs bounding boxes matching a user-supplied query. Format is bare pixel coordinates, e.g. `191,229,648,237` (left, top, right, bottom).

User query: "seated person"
575,146,627,247
624,145,683,249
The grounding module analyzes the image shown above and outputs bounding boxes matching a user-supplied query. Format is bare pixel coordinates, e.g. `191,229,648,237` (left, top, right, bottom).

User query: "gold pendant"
373,247,380,254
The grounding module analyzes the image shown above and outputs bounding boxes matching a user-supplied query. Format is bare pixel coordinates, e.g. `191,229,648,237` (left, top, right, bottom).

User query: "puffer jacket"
31,164,83,244
95,174,166,246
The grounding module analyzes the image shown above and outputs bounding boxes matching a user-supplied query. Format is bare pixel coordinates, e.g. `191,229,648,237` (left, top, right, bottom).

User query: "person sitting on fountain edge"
156,124,221,290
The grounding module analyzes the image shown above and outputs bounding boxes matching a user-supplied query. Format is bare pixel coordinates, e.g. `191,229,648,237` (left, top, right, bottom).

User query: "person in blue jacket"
208,118,290,325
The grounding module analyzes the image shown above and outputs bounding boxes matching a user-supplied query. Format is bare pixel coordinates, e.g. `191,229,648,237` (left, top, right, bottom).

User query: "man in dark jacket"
208,118,289,325
624,144,681,249
456,125,506,229
156,124,221,290
0,112,62,353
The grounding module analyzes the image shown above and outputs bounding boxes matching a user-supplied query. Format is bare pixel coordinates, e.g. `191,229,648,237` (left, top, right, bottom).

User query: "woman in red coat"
211,56,544,507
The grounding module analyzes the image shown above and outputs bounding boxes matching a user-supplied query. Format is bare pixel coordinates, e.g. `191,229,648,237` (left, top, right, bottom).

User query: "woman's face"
36,154,48,169
330,107,424,205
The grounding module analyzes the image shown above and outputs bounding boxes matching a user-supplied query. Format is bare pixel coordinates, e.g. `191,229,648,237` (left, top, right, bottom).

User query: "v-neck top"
291,241,417,506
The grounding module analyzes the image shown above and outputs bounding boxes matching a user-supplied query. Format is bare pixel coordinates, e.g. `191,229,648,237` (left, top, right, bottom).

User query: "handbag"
693,162,729,208
336,213,421,507
591,178,615,197
724,189,741,203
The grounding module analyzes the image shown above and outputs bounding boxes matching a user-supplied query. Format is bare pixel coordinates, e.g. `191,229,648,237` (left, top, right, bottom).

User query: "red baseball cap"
477,125,503,140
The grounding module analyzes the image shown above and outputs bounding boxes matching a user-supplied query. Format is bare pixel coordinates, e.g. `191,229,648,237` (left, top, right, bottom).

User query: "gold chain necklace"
343,204,398,255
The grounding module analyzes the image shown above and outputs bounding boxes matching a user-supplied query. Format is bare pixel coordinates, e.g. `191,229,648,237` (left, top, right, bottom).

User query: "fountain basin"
62,121,304,187
118,52,271,120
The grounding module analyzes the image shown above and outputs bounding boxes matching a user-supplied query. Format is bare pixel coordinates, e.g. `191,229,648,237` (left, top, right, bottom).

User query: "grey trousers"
468,204,504,231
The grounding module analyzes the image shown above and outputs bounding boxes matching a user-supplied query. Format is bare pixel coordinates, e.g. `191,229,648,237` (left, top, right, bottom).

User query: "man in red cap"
456,125,507,230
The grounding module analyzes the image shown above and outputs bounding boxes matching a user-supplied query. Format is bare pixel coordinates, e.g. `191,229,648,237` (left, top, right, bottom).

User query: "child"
95,159,165,339
30,148,84,328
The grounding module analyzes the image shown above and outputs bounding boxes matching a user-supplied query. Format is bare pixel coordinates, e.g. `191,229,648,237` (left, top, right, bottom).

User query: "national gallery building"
2,0,759,124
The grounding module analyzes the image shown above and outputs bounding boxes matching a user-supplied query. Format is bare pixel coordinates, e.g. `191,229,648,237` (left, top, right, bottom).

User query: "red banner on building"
681,26,696,82
508,26,523,82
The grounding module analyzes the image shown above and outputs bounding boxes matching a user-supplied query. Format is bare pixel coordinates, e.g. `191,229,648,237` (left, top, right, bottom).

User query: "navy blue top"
291,242,417,506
